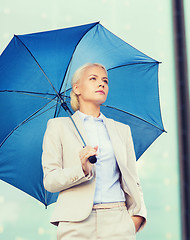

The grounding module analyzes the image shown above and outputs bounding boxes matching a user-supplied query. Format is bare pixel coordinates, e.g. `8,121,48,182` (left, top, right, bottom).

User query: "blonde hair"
70,63,107,111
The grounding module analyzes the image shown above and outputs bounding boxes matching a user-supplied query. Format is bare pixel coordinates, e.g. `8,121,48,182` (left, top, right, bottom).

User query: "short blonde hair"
70,63,107,111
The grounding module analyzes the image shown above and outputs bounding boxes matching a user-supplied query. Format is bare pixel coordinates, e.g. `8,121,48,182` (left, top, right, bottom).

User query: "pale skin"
73,65,144,232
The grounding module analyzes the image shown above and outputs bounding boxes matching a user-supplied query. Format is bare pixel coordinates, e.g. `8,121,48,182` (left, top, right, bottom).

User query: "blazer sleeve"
42,119,94,193
125,125,147,231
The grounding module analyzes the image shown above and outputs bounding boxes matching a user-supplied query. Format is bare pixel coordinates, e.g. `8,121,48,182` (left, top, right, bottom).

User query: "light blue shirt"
77,110,125,204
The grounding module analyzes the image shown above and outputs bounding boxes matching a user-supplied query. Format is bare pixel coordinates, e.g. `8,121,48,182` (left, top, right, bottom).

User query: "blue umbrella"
0,22,166,207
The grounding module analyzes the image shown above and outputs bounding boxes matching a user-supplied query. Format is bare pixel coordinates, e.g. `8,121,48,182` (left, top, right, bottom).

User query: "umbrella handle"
82,146,97,164
88,155,97,164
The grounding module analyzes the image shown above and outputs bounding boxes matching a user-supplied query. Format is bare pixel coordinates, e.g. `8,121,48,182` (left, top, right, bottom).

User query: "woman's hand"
79,146,98,175
131,215,144,233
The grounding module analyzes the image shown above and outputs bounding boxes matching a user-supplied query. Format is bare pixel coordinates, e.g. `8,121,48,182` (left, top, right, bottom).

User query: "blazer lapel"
102,115,127,168
103,115,138,198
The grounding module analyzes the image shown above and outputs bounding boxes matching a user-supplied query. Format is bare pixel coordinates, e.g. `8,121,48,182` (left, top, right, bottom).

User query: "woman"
42,63,147,240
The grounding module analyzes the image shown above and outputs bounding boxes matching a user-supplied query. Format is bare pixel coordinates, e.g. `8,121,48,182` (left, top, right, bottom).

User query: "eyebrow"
88,74,108,79
88,74,98,77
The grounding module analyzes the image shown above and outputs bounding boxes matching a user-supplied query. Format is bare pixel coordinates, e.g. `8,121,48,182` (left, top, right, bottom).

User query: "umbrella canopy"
0,22,165,207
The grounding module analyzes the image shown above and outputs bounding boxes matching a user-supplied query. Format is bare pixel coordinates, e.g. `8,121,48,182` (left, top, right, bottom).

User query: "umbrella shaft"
61,103,86,147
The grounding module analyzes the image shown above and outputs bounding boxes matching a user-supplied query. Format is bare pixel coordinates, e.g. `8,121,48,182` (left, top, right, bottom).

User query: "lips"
95,90,105,95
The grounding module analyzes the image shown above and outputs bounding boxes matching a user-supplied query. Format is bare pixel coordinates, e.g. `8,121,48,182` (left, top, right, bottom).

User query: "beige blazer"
42,111,147,230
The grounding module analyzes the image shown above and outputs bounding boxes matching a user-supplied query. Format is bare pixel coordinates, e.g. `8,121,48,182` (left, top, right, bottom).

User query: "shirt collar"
76,110,104,123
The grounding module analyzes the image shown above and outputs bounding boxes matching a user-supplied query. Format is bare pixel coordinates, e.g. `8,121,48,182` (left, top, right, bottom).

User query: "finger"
80,151,97,164
82,150,97,161
94,145,98,151
80,146,97,158
79,146,92,156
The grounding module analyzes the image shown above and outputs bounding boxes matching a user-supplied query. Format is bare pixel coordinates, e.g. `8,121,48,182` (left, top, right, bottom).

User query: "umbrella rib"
23,103,58,124
53,92,71,118
14,36,63,103
0,90,55,96
0,97,57,148
101,104,166,133
0,90,57,102
60,88,72,95
107,61,160,72
58,22,100,95
53,100,60,118
55,103,63,117
5,35,83,146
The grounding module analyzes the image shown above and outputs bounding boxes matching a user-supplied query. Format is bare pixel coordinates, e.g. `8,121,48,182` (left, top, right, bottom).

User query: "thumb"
94,145,98,152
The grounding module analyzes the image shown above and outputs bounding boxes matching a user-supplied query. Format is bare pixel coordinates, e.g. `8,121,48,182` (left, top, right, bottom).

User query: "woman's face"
73,66,109,107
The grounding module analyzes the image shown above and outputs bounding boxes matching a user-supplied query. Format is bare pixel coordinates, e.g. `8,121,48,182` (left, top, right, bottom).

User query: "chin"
95,100,106,106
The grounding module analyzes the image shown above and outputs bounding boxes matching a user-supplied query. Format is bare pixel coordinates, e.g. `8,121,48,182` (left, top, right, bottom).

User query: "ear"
73,83,80,95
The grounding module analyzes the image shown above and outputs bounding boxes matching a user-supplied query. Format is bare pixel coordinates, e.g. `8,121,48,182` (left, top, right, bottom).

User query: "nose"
98,81,105,88
98,83,104,88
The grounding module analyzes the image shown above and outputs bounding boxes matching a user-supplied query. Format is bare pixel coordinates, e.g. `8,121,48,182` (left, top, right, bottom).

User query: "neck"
79,103,100,118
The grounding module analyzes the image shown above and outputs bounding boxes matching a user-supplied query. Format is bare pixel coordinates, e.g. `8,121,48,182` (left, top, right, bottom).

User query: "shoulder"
104,116,131,131
113,120,132,140
104,116,132,143
47,117,70,124
114,119,130,130
46,117,71,129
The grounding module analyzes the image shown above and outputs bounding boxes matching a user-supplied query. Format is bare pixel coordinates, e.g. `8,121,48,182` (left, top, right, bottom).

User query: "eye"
90,77,96,81
103,79,108,84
